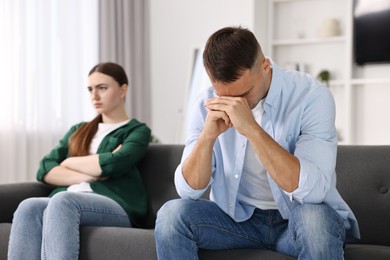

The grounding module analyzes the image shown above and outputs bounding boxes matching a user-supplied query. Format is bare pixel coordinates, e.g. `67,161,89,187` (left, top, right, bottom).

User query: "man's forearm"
246,125,300,192
182,133,215,190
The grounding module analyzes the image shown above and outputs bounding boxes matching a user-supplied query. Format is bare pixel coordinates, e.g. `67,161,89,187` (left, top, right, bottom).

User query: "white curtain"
0,0,99,183
179,48,211,143
98,0,151,126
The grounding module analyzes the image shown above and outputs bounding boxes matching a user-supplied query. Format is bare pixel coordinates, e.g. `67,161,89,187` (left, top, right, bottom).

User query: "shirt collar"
264,58,283,110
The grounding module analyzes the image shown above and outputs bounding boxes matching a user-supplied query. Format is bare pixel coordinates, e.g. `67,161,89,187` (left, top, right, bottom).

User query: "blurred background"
1,0,390,183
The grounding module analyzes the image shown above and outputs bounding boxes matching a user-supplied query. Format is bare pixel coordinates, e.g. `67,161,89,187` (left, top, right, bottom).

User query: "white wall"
150,0,256,144
352,64,390,144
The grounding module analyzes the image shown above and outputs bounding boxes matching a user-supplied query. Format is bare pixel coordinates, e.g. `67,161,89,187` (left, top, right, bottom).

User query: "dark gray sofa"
1,144,390,259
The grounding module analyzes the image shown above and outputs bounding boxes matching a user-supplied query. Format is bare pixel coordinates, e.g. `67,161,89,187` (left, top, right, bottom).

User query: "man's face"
212,58,271,109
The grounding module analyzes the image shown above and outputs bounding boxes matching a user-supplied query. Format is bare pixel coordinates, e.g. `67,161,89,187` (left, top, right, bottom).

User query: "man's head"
203,26,271,109
203,26,262,83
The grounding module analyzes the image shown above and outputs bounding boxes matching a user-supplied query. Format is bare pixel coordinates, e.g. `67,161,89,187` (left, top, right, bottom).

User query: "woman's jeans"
155,199,346,260
8,191,130,260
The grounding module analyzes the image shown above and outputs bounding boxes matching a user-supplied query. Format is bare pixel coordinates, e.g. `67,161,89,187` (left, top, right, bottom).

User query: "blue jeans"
8,191,130,260
155,199,346,260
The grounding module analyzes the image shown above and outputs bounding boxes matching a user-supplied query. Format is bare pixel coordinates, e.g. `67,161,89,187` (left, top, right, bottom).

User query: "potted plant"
317,70,331,87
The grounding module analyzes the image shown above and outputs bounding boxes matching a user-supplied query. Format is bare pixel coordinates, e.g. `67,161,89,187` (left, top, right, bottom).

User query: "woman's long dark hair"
68,62,128,156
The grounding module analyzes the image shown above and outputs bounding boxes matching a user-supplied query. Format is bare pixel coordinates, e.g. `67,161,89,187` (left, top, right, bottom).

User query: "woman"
8,62,151,260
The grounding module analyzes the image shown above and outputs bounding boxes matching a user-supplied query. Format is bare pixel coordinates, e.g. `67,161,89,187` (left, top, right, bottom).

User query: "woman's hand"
112,144,122,153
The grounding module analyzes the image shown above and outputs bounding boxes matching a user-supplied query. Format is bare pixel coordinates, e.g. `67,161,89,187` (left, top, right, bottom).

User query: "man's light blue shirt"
175,60,360,240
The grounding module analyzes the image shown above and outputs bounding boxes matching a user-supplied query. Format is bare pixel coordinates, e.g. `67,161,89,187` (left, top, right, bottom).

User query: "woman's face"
87,72,127,116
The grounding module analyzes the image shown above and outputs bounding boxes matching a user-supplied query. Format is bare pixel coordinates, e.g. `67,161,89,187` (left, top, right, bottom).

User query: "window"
0,0,99,182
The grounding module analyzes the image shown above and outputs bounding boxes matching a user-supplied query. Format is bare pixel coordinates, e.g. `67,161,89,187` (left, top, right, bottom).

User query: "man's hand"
205,96,259,137
206,97,300,192
202,108,232,141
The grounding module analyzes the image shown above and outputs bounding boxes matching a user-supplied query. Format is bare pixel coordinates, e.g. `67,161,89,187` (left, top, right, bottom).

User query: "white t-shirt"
236,100,277,210
67,120,130,192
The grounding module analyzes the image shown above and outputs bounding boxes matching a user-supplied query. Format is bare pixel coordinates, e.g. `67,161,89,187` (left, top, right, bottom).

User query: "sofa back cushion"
336,145,390,246
138,144,184,228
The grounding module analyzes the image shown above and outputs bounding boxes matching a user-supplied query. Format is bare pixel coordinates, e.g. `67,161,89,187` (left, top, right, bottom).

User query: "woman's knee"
44,192,84,218
14,198,48,217
48,191,80,208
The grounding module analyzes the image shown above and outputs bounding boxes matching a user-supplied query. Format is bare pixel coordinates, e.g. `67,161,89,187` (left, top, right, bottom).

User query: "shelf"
329,79,346,86
271,36,346,46
328,78,390,87
351,78,390,85
272,0,326,3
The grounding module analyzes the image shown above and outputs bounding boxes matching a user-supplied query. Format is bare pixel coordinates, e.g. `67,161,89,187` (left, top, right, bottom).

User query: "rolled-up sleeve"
174,165,210,200
99,123,151,178
36,124,82,182
174,89,215,199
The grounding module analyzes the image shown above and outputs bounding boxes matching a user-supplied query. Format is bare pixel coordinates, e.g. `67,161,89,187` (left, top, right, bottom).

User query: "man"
155,26,359,259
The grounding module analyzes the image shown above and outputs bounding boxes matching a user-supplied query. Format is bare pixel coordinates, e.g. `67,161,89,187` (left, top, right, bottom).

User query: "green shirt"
36,119,151,227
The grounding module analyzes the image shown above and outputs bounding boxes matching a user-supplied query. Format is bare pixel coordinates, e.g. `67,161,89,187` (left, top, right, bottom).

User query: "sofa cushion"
0,182,53,223
3,223,390,260
79,227,157,259
344,244,390,259
0,224,11,260
336,146,390,246
138,144,184,228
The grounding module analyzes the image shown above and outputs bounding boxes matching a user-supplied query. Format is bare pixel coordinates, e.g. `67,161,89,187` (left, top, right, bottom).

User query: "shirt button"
234,174,239,179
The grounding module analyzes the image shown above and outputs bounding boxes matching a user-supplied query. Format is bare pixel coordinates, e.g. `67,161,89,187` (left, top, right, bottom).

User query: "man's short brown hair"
203,26,261,84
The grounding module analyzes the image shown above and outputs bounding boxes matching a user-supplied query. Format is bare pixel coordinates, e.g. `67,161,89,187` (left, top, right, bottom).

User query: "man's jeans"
155,199,346,260
8,191,130,260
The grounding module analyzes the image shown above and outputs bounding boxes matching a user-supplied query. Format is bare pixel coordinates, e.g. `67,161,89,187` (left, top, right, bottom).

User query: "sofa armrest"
0,182,54,223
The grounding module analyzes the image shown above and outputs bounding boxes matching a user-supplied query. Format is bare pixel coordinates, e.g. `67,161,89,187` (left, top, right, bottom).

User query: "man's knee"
287,204,345,258
290,203,344,241
156,199,194,226
291,203,339,226
155,199,196,241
